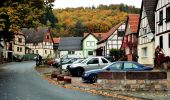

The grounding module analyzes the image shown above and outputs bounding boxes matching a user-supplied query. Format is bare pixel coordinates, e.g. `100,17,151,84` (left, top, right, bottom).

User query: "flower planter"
64,77,71,84
57,75,64,81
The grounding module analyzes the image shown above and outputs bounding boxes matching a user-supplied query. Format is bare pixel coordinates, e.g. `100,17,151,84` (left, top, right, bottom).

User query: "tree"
0,0,57,41
109,49,124,61
73,20,86,37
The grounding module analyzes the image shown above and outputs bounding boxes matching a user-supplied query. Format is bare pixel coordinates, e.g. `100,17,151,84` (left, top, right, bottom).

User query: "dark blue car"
82,61,153,83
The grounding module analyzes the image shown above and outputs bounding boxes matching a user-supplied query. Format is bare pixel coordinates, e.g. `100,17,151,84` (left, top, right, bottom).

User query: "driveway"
0,62,113,100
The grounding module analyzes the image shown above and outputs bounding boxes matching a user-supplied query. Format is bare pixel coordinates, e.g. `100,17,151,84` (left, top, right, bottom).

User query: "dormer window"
159,10,163,25
46,35,49,39
166,7,170,22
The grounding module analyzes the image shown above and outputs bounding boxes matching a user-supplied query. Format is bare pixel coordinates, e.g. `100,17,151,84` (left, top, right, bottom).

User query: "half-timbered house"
155,0,170,56
137,0,157,66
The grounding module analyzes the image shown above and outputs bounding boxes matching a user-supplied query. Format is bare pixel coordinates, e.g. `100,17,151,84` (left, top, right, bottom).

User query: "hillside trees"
53,4,139,37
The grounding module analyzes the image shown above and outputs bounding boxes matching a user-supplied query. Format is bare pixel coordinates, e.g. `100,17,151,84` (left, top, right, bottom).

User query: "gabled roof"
82,32,106,41
142,0,157,32
126,14,140,34
58,37,83,51
22,28,50,43
97,22,124,44
53,37,60,44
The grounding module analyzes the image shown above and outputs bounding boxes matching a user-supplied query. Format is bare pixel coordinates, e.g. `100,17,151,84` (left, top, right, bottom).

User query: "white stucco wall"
138,42,155,65
59,51,83,58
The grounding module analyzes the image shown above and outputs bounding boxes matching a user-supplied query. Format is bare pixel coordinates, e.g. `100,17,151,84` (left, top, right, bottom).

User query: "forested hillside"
53,4,140,37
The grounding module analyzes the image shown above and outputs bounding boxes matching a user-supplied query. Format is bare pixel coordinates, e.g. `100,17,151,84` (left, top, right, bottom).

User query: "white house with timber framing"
97,22,126,56
155,0,170,57
22,28,54,59
137,0,157,66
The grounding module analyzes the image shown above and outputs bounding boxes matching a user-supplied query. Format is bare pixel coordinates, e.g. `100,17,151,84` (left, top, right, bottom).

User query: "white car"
67,56,111,76
62,59,84,70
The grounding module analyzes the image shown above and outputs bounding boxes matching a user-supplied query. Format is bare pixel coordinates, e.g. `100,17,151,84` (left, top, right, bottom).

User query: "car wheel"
90,74,97,83
76,68,84,77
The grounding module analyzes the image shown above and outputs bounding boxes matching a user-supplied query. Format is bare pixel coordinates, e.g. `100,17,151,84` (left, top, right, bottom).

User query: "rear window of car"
124,62,138,69
101,58,108,63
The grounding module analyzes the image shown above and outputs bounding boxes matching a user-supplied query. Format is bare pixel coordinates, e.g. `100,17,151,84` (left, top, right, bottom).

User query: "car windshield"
81,58,90,64
73,59,84,64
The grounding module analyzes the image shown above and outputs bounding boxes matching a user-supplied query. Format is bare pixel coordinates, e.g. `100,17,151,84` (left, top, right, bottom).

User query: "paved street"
0,62,113,100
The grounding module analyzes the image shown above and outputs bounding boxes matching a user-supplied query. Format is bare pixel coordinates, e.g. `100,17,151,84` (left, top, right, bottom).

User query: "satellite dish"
146,32,154,40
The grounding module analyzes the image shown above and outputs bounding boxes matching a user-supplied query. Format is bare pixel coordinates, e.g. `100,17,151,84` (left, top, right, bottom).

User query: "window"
166,7,170,22
68,51,75,55
101,58,108,63
118,31,125,37
109,63,122,70
45,50,47,54
159,36,163,48
17,47,20,52
32,50,34,54
169,34,170,48
87,58,99,64
124,62,138,70
88,51,93,55
36,50,38,54
50,50,51,54
46,35,49,39
20,47,22,52
18,38,22,43
159,10,163,25
86,41,95,47
142,47,147,57
33,43,38,46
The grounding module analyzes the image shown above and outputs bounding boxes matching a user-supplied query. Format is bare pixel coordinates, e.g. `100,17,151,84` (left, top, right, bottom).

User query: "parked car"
82,61,153,83
52,57,80,68
62,59,84,70
13,54,23,62
67,56,111,76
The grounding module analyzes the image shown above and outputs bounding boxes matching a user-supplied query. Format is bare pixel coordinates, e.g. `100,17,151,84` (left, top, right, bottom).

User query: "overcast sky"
53,0,142,9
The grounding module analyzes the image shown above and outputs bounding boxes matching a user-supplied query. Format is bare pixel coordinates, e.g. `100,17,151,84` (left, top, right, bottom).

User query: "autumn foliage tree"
0,0,57,41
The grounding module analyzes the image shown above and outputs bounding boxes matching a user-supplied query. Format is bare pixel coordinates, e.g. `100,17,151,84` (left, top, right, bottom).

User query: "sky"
53,0,142,9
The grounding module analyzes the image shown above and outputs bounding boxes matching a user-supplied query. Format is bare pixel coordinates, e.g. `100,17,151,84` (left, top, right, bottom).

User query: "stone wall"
97,71,167,91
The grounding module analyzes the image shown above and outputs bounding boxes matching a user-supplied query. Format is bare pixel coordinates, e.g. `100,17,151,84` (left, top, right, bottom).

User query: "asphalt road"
0,62,114,100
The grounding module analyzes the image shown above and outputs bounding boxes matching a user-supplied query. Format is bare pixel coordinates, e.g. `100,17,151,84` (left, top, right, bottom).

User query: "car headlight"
83,73,89,77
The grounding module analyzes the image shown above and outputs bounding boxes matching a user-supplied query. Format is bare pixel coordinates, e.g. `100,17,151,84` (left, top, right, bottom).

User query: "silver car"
68,57,111,76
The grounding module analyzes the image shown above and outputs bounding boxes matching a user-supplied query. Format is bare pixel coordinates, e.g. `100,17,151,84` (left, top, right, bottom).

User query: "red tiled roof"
97,22,123,44
53,37,60,44
127,14,140,34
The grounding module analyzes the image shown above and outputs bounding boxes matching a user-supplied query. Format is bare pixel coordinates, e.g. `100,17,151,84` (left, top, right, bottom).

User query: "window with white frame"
86,41,95,47
68,51,75,55
166,6,170,22
142,47,147,57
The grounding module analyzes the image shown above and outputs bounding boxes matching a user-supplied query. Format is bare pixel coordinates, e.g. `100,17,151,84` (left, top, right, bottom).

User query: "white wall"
155,1,170,56
59,50,84,58
83,34,98,58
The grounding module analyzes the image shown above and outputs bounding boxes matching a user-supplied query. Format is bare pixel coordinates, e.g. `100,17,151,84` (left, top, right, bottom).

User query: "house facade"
58,37,83,58
155,0,170,56
53,37,60,58
13,31,25,56
97,22,126,56
122,14,140,61
137,0,157,66
22,28,54,59
82,33,103,58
